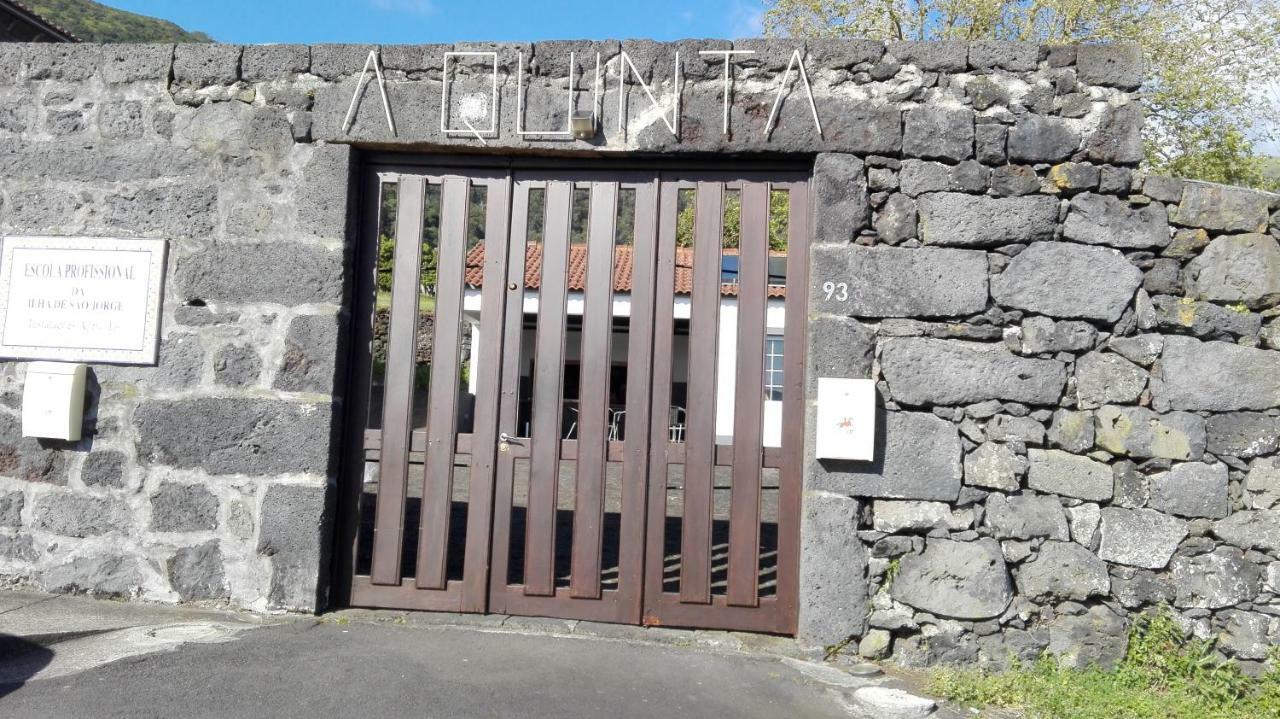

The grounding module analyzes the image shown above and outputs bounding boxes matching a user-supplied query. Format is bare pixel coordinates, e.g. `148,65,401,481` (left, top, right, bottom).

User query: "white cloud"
366,0,438,16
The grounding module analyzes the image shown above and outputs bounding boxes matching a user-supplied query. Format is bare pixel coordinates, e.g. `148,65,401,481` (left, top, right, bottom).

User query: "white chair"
669,406,686,443
609,409,625,441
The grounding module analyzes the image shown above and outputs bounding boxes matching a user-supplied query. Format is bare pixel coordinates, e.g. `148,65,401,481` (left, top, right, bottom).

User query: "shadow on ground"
0,634,54,698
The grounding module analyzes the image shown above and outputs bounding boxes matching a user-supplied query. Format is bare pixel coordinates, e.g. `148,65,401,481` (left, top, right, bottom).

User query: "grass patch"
376,290,436,313
929,608,1280,719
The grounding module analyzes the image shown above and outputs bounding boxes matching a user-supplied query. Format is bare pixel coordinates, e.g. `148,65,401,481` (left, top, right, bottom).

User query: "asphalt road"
0,621,851,719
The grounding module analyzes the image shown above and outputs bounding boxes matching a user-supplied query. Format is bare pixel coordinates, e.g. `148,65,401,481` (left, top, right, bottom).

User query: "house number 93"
822,281,848,302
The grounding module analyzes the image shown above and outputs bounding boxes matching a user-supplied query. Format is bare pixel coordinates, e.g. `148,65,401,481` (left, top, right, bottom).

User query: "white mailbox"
22,362,88,441
815,377,876,461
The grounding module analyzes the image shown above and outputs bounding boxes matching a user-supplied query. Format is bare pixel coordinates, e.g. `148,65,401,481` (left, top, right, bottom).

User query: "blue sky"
102,0,767,44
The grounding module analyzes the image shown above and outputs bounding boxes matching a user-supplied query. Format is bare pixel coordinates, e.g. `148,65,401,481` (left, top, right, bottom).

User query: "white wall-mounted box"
22,362,87,441
815,377,876,461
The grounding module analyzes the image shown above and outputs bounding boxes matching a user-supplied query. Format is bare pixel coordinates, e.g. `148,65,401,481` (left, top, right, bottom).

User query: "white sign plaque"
0,236,167,364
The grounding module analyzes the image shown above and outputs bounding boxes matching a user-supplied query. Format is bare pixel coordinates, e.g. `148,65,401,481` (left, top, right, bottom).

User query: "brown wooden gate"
335,158,809,635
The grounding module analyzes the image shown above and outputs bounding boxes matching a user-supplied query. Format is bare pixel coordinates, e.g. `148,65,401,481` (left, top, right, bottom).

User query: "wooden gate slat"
460,176,511,611
619,179,660,618
775,182,810,633
370,175,427,586
643,180,681,611
726,182,769,607
525,180,573,596
487,180,534,613
570,181,618,599
416,176,469,589
679,181,724,604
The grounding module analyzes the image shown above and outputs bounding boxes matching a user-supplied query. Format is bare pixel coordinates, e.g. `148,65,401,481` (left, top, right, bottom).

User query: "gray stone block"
0,534,37,563
95,336,206,391
872,192,917,243
1216,610,1272,660
1020,317,1097,354
81,451,127,489
991,242,1142,322
175,242,343,306
150,483,218,532
1185,233,1280,309
813,245,987,318
825,104,903,155
134,398,333,476
1093,405,1205,461
101,44,172,84
1148,462,1228,519
918,192,1057,247
1047,162,1100,193
0,141,209,182
872,500,969,533
903,106,973,162
1026,449,1112,501
1076,44,1142,90
1098,507,1186,569
1154,336,1280,411
98,101,143,139
1171,547,1261,609
964,442,1025,491
1173,182,1273,234
173,44,241,86
242,45,309,81
1111,567,1175,608
1212,510,1280,554
258,483,328,610
985,415,1045,445
880,338,1066,406
1016,541,1109,601
810,411,961,501
1048,410,1094,453
1074,351,1147,408
32,492,130,538
1142,175,1184,203
989,165,1040,197
168,541,227,601
297,143,354,240
1107,334,1163,366
891,538,1011,620
26,44,100,81
1007,114,1080,163
1063,193,1169,249
213,345,262,388
798,492,866,646
812,153,869,242
887,41,967,71
1207,413,1280,459
0,491,22,527
975,124,1007,165
967,41,1038,71
1047,605,1128,669
43,555,143,598
105,184,218,238
1085,103,1143,165
309,44,377,80
274,314,340,393
807,314,874,383
983,493,1069,540
1245,458,1280,510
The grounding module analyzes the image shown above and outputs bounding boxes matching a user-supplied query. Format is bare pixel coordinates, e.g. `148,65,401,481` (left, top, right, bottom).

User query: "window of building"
763,335,784,401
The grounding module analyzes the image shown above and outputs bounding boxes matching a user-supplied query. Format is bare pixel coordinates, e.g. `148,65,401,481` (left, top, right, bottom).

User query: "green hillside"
1264,156,1280,186
25,0,212,42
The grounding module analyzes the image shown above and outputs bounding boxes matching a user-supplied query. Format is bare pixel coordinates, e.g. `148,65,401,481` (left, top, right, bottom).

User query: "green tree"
764,0,1280,191
675,189,792,250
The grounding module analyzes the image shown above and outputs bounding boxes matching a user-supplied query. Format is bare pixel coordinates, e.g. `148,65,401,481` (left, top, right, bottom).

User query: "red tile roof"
464,244,788,298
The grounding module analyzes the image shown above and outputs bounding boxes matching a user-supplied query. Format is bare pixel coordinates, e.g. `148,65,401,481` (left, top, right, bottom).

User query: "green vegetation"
765,0,1280,192
929,608,1280,719
26,0,211,43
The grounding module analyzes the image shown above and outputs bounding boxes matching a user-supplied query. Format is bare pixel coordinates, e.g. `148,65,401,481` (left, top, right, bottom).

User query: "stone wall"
0,44,353,611
803,149,1280,669
0,40,1274,667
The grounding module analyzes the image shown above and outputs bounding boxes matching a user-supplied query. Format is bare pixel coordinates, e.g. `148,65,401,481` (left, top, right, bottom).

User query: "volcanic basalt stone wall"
0,39,1274,668
803,147,1280,669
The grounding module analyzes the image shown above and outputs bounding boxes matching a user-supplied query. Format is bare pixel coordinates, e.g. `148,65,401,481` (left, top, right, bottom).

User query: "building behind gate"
0,39,1278,668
